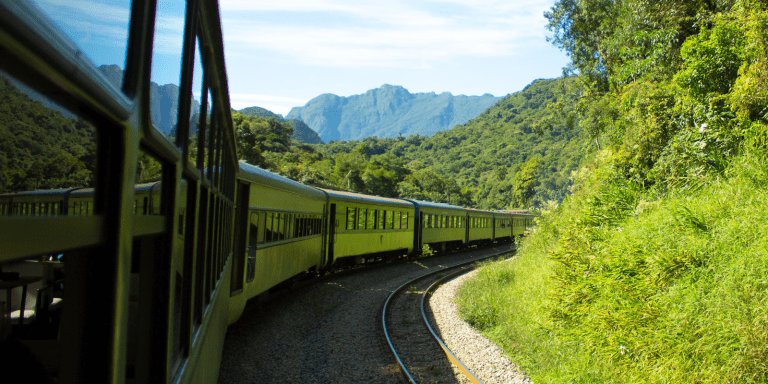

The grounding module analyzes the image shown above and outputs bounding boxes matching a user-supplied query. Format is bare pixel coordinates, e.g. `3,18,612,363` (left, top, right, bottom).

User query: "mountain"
239,106,284,120
238,106,324,145
97,65,200,136
286,85,500,142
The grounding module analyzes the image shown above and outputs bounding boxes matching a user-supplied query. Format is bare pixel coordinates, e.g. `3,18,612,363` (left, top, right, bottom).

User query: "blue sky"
34,0,570,117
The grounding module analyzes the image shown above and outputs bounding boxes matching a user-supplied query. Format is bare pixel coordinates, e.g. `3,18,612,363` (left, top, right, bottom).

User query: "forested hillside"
239,78,582,209
457,1,768,383
238,106,324,144
0,75,96,193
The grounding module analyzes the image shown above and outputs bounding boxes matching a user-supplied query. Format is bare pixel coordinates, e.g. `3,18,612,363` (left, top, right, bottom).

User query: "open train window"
367,209,376,229
346,207,355,230
358,208,367,230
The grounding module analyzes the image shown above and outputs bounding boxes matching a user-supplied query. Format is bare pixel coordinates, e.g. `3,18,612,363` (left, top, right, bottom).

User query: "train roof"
497,209,538,217
320,188,414,209
238,161,326,200
0,187,83,198
405,199,466,212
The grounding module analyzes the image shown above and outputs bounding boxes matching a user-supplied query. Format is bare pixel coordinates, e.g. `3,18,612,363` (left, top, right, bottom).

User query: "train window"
286,214,293,239
386,211,394,229
367,209,376,230
378,210,385,229
247,213,257,282
402,212,408,229
33,0,133,96
186,39,204,165
394,211,401,229
274,213,285,241
346,207,356,230
150,0,187,138
264,212,273,242
358,208,367,230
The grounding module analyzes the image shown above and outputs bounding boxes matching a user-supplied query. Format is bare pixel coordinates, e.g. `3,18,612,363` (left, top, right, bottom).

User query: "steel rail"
421,266,488,384
381,249,513,383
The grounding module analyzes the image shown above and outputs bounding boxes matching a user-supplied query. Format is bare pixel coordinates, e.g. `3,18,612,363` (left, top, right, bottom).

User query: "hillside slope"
239,106,324,144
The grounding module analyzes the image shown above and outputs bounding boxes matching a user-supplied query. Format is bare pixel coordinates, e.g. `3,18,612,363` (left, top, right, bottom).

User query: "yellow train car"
322,189,415,266
228,162,327,323
492,211,513,243
409,199,467,252
0,0,238,382
466,209,495,246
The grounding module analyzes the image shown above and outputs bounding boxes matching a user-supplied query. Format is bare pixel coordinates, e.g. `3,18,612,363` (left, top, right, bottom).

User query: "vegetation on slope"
457,1,768,382
246,78,585,209
0,75,96,193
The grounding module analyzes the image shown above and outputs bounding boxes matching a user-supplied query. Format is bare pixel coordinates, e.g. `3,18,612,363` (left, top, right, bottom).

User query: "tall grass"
456,148,768,383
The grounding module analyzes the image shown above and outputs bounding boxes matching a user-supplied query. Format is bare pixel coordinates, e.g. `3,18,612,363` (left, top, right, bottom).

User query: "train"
0,1,535,383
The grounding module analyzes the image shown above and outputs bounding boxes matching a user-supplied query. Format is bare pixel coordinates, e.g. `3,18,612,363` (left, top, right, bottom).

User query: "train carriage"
466,209,495,246
409,199,467,252
0,188,79,216
0,0,238,382
322,189,415,266
492,211,513,243
506,210,536,237
228,162,327,322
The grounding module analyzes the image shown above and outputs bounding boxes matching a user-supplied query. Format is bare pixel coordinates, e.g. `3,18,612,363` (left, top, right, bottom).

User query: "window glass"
358,208,367,230
264,212,273,242
394,211,401,229
367,209,376,230
386,211,394,229
378,210,385,229
34,0,133,95
0,71,98,205
247,212,257,282
150,0,187,137
186,39,204,158
276,213,285,241
402,212,408,229
346,208,355,230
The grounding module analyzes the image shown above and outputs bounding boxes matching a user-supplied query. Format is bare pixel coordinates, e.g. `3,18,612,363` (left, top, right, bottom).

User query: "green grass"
456,149,768,383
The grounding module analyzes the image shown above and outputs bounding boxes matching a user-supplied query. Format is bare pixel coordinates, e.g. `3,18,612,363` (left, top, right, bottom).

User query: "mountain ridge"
286,84,499,142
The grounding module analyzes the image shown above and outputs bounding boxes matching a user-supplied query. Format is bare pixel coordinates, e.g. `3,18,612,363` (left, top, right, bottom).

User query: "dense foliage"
241,78,584,209
238,106,324,144
0,76,96,193
458,1,768,382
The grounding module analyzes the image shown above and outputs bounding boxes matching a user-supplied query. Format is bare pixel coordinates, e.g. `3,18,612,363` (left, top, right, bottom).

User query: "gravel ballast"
217,244,524,383
428,269,531,384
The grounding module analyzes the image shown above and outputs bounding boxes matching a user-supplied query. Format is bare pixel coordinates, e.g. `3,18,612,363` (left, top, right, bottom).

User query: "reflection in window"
33,0,132,95
150,0,187,138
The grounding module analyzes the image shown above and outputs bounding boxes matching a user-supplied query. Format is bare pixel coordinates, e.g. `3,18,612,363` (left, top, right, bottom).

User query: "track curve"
382,249,513,383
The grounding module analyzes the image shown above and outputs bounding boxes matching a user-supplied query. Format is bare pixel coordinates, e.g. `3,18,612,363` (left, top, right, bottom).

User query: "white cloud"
227,93,309,116
220,0,552,69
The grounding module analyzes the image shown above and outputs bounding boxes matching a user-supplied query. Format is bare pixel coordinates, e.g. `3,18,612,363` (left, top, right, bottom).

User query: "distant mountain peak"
287,85,499,142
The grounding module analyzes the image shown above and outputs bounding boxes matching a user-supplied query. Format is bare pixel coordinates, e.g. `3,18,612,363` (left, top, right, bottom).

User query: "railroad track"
382,250,513,383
